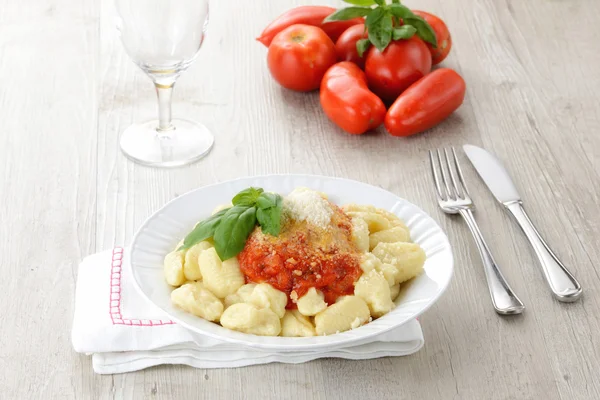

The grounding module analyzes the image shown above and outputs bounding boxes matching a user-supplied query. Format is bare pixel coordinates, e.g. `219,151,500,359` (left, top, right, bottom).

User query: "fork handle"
504,202,582,302
458,209,525,315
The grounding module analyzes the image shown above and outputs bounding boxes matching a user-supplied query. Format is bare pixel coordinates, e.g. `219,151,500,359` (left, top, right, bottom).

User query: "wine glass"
115,0,214,167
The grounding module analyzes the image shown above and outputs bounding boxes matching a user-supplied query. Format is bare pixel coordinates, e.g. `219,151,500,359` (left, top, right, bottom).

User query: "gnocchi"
314,296,370,335
369,225,410,251
346,211,390,233
350,217,370,253
220,303,281,336
164,251,185,287
171,282,223,322
354,270,394,317
371,242,426,284
199,248,245,298
296,287,327,316
281,310,316,337
183,240,212,281
165,191,426,337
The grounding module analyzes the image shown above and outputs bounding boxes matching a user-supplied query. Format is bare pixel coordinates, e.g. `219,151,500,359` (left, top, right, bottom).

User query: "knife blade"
463,144,582,302
462,144,520,203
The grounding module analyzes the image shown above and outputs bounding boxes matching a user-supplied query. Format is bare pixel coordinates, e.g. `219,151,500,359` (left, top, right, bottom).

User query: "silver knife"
463,144,582,302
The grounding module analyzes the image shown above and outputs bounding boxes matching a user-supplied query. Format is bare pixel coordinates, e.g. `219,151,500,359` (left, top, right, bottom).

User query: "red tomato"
320,62,386,134
413,10,452,65
257,6,363,47
335,24,368,69
384,68,466,136
267,25,337,92
364,37,432,102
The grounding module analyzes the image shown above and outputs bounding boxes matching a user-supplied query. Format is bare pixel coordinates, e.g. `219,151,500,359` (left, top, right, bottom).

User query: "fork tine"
452,147,471,197
436,149,454,200
428,150,445,200
444,148,463,198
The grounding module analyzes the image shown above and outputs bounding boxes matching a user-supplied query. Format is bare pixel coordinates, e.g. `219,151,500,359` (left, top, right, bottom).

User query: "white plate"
130,174,453,351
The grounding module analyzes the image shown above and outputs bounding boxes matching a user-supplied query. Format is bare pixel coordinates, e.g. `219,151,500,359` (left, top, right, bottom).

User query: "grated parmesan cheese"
283,188,333,228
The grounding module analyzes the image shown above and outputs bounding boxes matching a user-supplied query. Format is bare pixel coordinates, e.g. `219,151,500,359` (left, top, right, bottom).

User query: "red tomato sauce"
238,206,362,308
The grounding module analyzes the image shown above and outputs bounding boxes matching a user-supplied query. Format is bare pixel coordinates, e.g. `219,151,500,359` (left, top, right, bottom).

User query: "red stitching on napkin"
109,247,175,326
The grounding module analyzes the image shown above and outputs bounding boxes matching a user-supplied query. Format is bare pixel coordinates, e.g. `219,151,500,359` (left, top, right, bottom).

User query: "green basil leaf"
367,10,393,52
392,25,416,40
373,0,385,5
365,4,385,27
255,192,283,236
391,0,400,3
256,192,282,210
178,209,228,251
232,187,263,207
404,16,438,47
213,206,257,260
324,7,372,22
342,0,376,6
388,3,415,19
356,38,371,57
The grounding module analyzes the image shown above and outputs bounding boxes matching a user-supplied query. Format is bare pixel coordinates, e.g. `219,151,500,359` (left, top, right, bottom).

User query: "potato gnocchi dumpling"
343,204,408,229
166,198,425,337
164,251,186,287
371,242,426,284
354,270,394,317
223,283,257,308
314,296,370,335
359,252,381,274
220,303,281,336
246,283,288,318
281,310,316,337
199,248,245,298
369,225,410,251
171,282,223,322
350,217,370,253
390,283,401,301
183,240,212,281
296,287,327,317
346,211,390,233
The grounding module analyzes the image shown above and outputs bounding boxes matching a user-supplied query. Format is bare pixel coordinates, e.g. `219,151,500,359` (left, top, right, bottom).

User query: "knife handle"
505,202,582,302
458,209,525,315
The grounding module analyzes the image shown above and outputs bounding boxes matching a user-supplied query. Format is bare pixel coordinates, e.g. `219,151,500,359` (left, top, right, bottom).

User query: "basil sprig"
325,0,437,54
178,187,283,260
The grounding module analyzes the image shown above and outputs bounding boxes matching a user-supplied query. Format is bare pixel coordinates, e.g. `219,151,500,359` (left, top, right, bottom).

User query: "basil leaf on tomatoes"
342,0,376,6
213,205,257,260
392,25,416,40
325,7,372,22
388,3,414,19
356,38,372,57
404,16,438,47
366,8,393,51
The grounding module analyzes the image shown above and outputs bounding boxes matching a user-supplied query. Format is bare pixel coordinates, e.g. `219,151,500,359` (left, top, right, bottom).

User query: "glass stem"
154,81,175,134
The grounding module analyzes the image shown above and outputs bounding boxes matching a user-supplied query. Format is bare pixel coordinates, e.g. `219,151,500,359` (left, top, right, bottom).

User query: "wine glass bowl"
115,0,213,167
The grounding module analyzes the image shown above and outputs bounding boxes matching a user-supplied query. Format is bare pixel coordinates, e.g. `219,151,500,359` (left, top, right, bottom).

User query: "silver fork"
428,148,525,315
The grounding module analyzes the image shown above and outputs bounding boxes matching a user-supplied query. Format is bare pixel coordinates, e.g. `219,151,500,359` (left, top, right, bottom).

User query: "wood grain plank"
0,0,100,398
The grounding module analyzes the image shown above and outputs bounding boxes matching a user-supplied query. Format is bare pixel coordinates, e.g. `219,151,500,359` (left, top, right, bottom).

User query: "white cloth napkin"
72,247,425,374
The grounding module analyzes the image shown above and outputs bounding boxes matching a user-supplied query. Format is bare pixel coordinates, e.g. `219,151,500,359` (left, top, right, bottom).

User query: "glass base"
120,119,214,167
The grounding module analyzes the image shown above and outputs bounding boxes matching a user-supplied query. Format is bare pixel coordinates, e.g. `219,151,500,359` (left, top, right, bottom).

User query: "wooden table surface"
2,0,599,398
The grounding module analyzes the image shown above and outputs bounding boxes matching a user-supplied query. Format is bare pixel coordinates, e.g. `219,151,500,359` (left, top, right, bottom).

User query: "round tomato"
335,24,368,69
413,10,452,65
267,24,337,92
320,62,386,135
385,68,466,136
364,37,432,102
